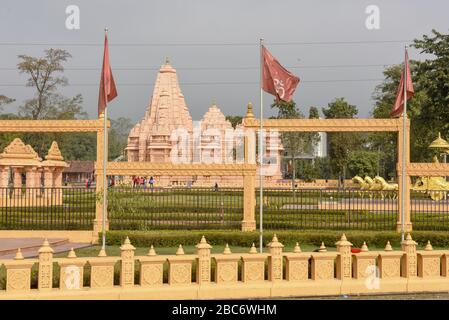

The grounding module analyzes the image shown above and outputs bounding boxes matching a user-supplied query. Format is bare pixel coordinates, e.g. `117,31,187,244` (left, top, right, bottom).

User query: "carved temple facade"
0,138,68,206
125,60,283,186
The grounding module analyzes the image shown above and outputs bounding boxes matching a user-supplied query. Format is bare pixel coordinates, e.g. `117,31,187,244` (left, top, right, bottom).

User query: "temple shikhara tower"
126,59,283,186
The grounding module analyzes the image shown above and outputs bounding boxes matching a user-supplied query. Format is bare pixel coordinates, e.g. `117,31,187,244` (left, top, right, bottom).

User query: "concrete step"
0,238,92,259
0,238,69,257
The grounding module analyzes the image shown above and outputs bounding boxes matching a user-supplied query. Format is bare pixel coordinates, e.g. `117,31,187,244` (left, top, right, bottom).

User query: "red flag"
262,45,300,102
98,33,117,116
390,50,414,118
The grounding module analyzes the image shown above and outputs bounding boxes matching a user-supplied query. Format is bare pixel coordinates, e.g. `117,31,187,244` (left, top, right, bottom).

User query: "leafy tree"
270,100,309,185
225,115,243,128
322,98,362,183
370,29,449,176
0,95,15,112
347,150,380,178
17,49,72,119
109,117,134,160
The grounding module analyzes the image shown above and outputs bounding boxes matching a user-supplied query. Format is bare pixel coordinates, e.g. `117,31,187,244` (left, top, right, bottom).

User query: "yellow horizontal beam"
242,118,406,132
99,162,257,176
0,119,108,133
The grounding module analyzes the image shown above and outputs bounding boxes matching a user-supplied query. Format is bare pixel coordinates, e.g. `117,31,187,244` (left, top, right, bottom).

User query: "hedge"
103,229,449,249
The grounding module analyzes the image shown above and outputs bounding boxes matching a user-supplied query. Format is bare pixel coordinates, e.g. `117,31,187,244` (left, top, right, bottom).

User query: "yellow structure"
3,234,449,299
0,107,449,240
0,138,68,206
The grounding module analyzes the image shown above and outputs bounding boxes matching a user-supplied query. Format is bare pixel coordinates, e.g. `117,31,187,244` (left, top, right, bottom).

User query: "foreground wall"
1,234,449,300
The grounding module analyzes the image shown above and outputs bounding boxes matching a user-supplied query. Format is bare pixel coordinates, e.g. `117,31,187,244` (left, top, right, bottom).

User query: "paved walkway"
0,238,92,259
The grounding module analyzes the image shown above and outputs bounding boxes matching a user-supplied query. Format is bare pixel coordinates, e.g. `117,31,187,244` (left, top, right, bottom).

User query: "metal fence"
411,190,449,230
0,186,447,232
257,188,399,231
0,187,95,230
108,187,243,230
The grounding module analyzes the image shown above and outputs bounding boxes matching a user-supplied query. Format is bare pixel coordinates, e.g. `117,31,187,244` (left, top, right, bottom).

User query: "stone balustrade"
2,233,449,299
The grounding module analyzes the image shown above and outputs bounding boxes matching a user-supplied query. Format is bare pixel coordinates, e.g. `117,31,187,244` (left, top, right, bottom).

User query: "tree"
225,115,243,128
17,49,71,119
271,100,309,185
108,117,134,160
305,106,321,156
0,95,15,112
322,98,362,183
347,150,379,178
370,29,449,175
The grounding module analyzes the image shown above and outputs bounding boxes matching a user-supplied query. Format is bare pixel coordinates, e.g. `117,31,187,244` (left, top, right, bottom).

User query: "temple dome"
201,104,232,131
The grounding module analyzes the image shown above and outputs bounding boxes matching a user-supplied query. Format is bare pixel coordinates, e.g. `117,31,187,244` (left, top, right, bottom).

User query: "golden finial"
223,244,232,254
429,132,449,150
384,241,393,251
176,244,185,255
148,245,157,256
249,243,258,254
318,242,327,252
14,248,24,260
361,242,369,252
293,242,302,253
425,240,433,251
98,248,107,257
245,102,254,118
67,248,77,258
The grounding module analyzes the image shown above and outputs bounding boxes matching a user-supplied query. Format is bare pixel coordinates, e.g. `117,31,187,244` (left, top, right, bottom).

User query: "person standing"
149,176,154,189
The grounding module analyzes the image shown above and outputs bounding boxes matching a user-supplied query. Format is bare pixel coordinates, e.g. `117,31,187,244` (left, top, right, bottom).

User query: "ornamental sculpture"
0,138,68,206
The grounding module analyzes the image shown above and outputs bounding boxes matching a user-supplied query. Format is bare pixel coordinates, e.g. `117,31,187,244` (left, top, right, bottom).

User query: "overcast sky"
0,0,448,123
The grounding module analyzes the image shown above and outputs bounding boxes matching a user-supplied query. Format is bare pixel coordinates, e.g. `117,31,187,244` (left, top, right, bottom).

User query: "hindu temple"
125,59,283,186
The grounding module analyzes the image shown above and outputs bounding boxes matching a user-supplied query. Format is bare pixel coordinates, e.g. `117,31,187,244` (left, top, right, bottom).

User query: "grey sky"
0,0,448,123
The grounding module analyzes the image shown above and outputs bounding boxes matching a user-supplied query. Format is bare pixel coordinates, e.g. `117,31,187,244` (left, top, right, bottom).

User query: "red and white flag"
98,33,117,116
262,45,300,102
390,49,414,118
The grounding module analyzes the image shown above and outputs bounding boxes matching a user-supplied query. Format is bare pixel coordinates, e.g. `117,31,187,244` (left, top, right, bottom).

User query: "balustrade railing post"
38,239,54,291
196,236,212,284
120,236,136,287
267,234,284,281
336,234,353,280
401,233,417,278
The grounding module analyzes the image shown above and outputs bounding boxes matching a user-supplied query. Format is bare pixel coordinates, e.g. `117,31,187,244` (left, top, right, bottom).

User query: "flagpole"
259,38,264,253
401,45,407,242
102,28,109,251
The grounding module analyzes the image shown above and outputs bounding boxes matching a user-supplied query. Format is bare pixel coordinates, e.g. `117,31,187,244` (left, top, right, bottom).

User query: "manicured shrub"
103,229,449,249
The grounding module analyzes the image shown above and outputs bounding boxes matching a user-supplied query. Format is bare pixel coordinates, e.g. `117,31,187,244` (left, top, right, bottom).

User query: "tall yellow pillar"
94,113,109,240
397,115,412,232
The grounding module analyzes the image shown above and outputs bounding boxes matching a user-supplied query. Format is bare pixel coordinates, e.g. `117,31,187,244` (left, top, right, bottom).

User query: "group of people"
132,176,155,189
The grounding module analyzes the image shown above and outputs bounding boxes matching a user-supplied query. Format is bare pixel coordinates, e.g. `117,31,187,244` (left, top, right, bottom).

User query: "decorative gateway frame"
1,106,448,242
242,103,449,233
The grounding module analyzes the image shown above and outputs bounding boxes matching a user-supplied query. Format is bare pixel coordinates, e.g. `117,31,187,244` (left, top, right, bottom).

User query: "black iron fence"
0,186,447,232
108,187,243,230
257,188,399,231
0,187,95,230
411,190,449,230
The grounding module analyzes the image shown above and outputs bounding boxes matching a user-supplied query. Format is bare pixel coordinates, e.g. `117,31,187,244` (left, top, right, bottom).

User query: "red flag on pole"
262,45,300,102
98,33,117,116
390,50,414,118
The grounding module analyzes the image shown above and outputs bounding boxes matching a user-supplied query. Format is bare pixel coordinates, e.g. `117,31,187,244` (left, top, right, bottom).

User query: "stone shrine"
0,139,68,206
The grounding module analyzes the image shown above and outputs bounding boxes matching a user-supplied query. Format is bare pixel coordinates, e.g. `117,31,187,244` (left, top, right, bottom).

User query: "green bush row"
104,229,449,249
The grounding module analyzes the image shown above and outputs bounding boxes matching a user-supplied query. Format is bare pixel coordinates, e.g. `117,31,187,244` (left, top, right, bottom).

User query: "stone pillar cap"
401,233,418,246
335,233,353,247
196,236,212,249
38,238,54,254
267,234,284,248
120,236,136,251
